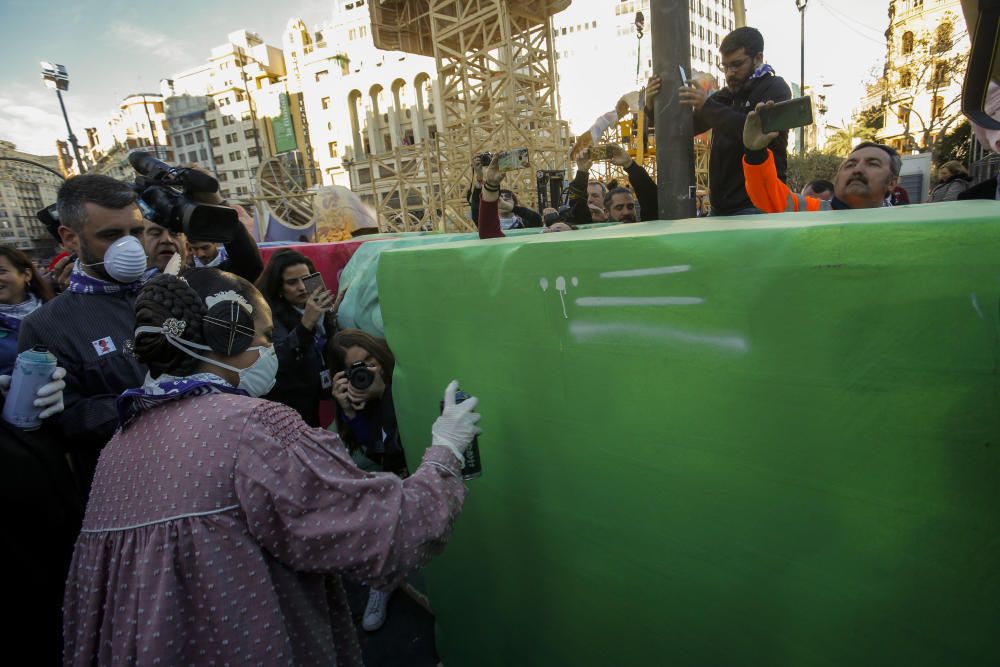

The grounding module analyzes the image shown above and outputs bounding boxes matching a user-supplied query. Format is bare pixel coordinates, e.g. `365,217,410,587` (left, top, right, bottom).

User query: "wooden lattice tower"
371,0,571,231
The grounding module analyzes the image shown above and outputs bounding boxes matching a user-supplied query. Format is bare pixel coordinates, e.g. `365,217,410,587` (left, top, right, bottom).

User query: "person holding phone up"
654,27,791,216
255,249,343,426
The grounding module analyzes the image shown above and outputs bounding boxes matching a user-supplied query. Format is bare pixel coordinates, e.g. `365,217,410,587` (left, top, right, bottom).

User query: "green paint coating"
377,202,1000,666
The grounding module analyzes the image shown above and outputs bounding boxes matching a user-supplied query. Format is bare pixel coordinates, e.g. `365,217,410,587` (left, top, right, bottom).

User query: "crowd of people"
0,22,997,666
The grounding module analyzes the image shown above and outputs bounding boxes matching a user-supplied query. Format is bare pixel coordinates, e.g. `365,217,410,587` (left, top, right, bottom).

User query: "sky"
0,0,897,156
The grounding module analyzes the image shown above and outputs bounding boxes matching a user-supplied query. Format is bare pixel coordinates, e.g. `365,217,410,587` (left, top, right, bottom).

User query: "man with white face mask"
17,174,159,492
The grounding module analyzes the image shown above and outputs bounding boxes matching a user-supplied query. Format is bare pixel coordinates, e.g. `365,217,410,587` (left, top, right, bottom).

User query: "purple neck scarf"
67,261,158,296
117,371,247,430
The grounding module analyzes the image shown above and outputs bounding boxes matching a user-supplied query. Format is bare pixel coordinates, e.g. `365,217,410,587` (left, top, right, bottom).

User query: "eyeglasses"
718,57,751,73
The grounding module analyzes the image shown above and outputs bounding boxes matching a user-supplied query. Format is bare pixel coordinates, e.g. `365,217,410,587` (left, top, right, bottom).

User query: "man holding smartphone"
671,27,791,216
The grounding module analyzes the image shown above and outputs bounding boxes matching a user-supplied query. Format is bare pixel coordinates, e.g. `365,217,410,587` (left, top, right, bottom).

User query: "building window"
200,148,209,161
218,172,228,182
322,96,331,109
188,151,198,163
936,22,952,52
244,129,255,139
195,130,204,142
248,147,258,158
329,141,339,158
315,70,329,82
900,70,912,87
229,150,242,161
897,104,908,124
207,119,217,129
932,61,949,86
211,137,221,147
931,96,945,120
901,31,914,54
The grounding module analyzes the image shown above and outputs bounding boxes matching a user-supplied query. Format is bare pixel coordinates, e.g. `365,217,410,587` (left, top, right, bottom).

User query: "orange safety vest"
742,150,831,213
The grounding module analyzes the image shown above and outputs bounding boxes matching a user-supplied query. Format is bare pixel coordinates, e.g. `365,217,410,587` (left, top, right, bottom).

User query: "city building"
79,93,174,181
284,4,443,228
0,140,62,258
171,30,298,199
551,0,739,137
863,0,969,154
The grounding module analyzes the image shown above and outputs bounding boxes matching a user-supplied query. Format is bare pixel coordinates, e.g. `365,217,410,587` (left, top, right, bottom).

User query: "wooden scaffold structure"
370,0,571,231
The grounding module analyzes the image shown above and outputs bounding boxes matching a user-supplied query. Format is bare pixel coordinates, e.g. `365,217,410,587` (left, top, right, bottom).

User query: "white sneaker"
362,588,391,631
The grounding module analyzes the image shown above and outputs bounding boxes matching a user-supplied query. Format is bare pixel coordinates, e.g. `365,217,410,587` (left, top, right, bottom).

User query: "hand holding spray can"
2,347,58,430
440,390,482,480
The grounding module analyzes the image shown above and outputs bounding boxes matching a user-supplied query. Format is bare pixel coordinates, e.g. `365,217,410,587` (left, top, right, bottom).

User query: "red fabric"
260,241,368,295
48,251,70,271
478,195,504,239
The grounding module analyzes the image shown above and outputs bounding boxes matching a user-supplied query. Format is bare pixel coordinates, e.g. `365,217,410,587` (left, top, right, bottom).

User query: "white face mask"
83,235,148,283
134,326,278,397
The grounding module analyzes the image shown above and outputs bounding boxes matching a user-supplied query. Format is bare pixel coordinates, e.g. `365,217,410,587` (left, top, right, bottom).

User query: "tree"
934,120,971,165
785,151,844,193
824,126,879,156
891,15,969,154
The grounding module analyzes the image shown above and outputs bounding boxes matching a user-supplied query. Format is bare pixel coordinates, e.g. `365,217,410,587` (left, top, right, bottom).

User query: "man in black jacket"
678,26,791,216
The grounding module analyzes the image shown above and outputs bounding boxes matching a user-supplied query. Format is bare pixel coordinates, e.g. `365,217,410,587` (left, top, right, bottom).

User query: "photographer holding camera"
18,156,262,493
468,153,543,230
327,329,409,632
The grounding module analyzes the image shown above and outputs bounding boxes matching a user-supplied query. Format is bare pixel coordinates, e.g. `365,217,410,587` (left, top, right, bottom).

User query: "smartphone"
497,148,530,172
302,271,326,296
588,144,615,161
758,97,814,134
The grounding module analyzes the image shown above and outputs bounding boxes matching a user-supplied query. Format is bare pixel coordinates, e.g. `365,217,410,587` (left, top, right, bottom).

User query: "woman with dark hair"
328,328,410,632
0,246,56,373
63,268,481,666
255,248,339,426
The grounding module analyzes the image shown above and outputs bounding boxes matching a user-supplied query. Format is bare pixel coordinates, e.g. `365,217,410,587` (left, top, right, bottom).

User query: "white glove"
431,380,482,463
35,367,67,419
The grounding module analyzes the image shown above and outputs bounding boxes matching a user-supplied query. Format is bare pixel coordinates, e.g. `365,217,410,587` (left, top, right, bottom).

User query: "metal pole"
798,0,807,154
650,0,696,220
56,89,86,174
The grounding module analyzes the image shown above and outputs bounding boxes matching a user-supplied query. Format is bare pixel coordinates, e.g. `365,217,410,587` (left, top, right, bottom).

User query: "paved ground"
344,578,441,667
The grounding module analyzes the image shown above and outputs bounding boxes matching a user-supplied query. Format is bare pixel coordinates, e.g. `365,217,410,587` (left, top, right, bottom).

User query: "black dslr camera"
129,152,238,243
543,204,573,226
346,361,375,390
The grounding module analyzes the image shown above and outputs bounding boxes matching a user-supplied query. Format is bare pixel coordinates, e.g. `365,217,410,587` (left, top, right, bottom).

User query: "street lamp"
795,0,808,154
40,62,86,175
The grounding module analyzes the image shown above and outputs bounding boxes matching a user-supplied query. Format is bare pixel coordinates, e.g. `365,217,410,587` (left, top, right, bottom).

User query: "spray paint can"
2,346,57,431
440,390,482,480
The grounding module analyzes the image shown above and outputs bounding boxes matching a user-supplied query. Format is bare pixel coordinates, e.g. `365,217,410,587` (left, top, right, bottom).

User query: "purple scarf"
116,372,247,430
67,261,159,296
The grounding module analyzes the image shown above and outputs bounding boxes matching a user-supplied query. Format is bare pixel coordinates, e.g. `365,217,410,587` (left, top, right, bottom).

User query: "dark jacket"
469,185,543,229
18,290,145,490
337,383,408,476
565,161,658,224
16,233,264,492
694,72,792,214
0,417,83,665
265,299,335,427
957,175,999,200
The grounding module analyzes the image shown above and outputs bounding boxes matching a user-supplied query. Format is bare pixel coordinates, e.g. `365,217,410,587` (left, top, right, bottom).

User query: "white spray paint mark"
571,276,579,287
555,276,569,319
600,265,691,279
575,296,705,307
539,277,549,292
569,321,749,353
971,292,985,320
